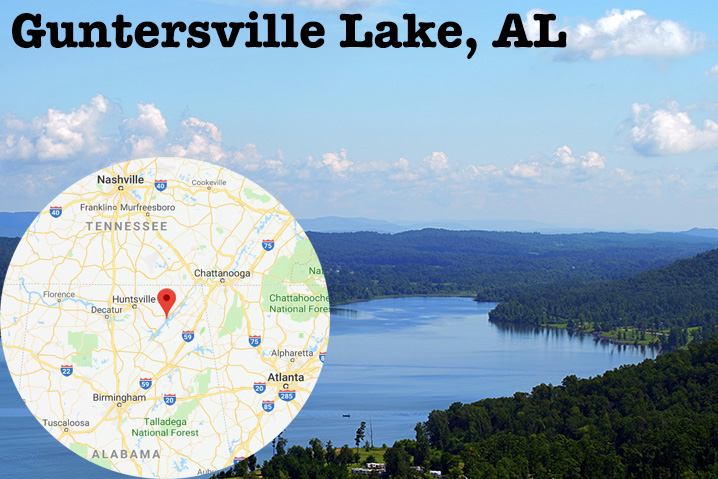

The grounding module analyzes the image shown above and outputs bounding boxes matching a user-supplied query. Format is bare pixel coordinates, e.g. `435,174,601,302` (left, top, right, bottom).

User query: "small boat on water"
342,414,351,418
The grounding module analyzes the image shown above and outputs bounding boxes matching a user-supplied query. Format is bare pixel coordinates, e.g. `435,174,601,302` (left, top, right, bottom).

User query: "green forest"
204,337,718,478
0,237,17,290
488,248,718,349
2,231,717,304
307,230,718,304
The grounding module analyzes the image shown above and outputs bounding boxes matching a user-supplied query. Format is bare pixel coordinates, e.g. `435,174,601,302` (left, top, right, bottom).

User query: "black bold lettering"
281,14,298,48
339,14,371,47
161,21,187,48
78,21,111,48
263,13,280,47
492,14,532,48
403,14,436,48
12,13,45,48
135,21,159,48
112,15,133,48
187,22,210,48
246,11,261,47
48,22,78,48
210,22,244,47
532,13,566,48
438,21,461,48
301,22,324,48
375,22,400,48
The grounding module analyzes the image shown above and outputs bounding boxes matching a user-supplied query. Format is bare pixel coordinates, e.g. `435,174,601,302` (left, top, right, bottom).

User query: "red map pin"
158,288,176,319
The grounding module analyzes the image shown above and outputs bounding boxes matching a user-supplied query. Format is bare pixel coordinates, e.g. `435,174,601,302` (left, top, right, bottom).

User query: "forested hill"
2,230,718,309
204,338,718,479
0,237,18,291
307,229,718,304
489,248,718,348
415,336,718,478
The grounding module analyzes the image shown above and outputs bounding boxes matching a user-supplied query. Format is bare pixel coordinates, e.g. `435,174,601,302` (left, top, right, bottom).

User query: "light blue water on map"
0,297,657,478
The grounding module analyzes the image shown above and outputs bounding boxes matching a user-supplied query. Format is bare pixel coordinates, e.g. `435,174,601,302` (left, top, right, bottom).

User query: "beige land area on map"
0,158,329,478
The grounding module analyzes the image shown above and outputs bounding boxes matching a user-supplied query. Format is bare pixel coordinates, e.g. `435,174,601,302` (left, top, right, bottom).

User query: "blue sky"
1,1,718,230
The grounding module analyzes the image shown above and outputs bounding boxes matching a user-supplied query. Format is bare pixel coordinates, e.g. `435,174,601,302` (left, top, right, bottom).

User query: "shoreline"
329,293,478,308
331,294,663,352
490,318,663,351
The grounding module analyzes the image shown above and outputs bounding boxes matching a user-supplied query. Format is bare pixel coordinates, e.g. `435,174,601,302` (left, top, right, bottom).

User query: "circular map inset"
0,158,330,477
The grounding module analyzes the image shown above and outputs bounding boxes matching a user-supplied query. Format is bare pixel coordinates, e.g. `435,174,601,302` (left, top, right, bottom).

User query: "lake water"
0,297,657,478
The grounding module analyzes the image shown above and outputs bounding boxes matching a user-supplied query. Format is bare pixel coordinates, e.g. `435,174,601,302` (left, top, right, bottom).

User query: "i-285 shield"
279,390,296,402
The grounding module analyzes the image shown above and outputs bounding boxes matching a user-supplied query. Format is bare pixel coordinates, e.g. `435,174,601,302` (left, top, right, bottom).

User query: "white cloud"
169,117,228,163
629,101,718,155
508,162,541,178
121,102,169,157
321,148,353,174
423,151,450,172
464,164,499,178
237,143,287,175
556,9,705,61
0,94,116,161
389,157,419,181
706,65,718,77
122,103,168,138
0,97,688,228
581,151,605,169
554,145,578,166
0,95,287,177
553,145,605,170
505,146,605,182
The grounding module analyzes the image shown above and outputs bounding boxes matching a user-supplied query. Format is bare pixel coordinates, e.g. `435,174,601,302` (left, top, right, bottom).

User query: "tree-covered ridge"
416,336,718,478
202,339,718,479
489,248,718,348
2,231,718,305
0,237,18,291
308,229,718,304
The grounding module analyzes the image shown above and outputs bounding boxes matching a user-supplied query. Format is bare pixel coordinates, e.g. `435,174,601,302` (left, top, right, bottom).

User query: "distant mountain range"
0,212,714,237
681,227,718,238
298,216,596,234
297,216,709,235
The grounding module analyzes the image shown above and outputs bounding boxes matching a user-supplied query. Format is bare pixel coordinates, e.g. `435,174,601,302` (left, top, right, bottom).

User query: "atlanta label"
267,372,305,382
